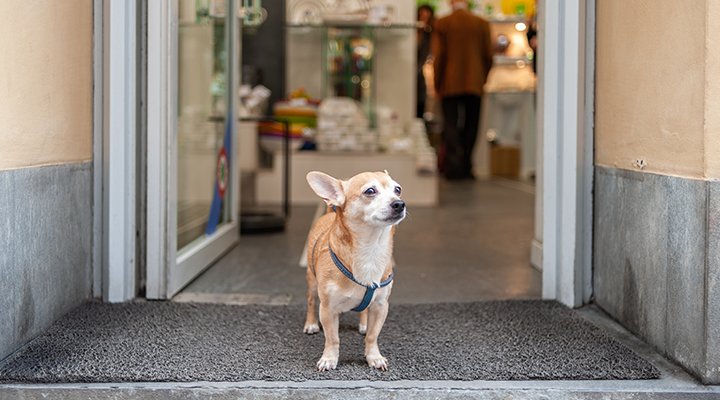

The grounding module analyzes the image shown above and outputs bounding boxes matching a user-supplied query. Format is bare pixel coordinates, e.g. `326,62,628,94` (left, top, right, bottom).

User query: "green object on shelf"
273,115,317,127
416,0,439,11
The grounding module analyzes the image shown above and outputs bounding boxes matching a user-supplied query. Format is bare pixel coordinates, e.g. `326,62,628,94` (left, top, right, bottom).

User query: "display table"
256,151,438,206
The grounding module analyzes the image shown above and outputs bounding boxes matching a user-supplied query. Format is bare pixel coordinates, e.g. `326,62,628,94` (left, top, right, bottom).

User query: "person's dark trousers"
441,94,481,180
417,72,427,119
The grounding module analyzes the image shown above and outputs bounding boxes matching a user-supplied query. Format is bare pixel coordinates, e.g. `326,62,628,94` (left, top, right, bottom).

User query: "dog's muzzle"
389,200,406,220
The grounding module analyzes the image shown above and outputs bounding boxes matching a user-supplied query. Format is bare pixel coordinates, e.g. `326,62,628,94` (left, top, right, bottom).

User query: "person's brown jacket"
432,9,494,98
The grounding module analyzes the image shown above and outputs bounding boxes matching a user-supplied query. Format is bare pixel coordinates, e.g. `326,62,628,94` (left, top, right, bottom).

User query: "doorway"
172,1,594,306
100,0,593,307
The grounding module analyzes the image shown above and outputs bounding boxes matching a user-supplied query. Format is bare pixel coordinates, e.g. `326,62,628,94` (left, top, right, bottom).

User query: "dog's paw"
304,323,320,334
316,356,338,371
358,324,367,335
366,354,388,371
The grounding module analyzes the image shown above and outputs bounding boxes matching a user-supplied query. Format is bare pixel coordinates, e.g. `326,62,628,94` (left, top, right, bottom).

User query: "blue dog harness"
328,246,394,312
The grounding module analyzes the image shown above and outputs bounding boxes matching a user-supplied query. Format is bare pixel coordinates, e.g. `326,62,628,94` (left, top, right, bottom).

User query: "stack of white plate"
316,97,375,152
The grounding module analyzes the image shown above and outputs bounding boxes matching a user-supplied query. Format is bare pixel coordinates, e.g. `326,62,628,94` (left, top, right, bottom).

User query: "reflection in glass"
177,0,230,250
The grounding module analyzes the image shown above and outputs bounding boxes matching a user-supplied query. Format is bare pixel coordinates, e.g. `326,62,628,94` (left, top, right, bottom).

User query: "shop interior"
172,0,541,305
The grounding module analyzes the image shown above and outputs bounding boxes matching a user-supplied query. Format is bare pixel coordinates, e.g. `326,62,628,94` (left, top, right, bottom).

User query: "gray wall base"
594,166,719,384
0,162,93,361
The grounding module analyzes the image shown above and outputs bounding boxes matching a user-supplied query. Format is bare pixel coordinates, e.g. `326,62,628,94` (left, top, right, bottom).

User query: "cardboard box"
490,145,520,178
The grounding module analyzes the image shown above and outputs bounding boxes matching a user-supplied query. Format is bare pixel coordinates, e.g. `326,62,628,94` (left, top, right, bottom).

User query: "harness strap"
329,246,394,312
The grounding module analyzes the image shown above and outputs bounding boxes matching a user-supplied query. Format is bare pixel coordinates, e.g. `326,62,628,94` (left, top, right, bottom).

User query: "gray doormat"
0,301,659,383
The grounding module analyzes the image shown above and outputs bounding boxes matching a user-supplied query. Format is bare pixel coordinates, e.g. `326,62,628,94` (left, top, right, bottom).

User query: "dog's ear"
306,171,345,207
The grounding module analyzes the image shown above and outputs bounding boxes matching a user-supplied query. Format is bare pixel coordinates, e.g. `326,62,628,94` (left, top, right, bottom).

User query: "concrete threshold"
2,307,719,400
3,379,720,400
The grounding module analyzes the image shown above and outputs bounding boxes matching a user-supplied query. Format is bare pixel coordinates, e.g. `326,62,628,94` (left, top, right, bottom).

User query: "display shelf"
285,23,415,41
486,15,528,23
285,22,417,30
286,22,412,129
256,151,438,206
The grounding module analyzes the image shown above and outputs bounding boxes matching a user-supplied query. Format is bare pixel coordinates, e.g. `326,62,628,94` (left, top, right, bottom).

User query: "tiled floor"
178,178,541,304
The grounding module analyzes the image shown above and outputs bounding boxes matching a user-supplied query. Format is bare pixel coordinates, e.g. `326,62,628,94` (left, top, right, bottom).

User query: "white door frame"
146,0,241,299
145,0,172,299
97,0,138,303
92,0,104,299
537,0,595,307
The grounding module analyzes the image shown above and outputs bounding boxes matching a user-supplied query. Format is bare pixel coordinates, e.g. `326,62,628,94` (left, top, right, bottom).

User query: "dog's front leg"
364,301,389,370
317,304,340,371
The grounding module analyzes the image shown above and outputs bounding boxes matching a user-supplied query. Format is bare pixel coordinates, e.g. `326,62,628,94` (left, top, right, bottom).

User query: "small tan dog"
304,170,406,371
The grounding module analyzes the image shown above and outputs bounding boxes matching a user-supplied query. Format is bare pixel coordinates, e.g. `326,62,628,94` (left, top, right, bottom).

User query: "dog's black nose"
391,200,406,213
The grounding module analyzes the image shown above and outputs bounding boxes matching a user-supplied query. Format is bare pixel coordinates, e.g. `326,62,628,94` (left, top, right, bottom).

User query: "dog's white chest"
352,236,392,287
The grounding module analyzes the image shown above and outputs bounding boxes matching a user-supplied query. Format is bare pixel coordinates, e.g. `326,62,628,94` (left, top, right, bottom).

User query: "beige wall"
595,0,711,178
706,0,720,179
0,0,93,170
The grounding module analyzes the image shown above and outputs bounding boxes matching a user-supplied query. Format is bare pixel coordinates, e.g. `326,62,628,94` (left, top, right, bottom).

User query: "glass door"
147,0,239,299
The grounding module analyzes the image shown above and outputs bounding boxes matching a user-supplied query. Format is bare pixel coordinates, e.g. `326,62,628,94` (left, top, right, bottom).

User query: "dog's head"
306,170,406,228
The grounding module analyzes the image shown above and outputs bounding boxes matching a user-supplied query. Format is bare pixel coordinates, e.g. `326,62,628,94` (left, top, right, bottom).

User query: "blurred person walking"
432,0,493,180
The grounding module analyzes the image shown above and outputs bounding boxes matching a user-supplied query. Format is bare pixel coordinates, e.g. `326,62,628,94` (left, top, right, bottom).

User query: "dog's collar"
328,246,394,312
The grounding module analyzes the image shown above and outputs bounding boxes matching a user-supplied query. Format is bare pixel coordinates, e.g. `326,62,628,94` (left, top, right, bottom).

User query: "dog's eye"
363,187,377,196
394,186,402,195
